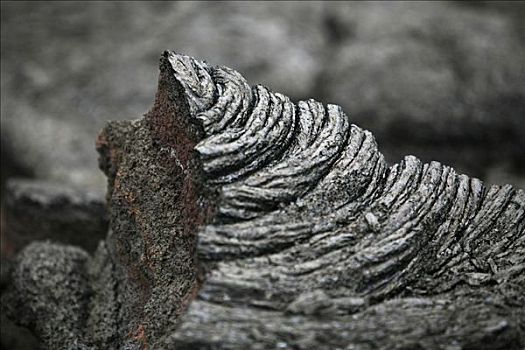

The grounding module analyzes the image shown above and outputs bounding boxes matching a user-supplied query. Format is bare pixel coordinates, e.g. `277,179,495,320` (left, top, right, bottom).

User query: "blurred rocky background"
1,1,524,348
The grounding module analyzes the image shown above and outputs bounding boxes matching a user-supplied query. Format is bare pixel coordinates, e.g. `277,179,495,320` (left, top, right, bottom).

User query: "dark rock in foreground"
3,52,524,349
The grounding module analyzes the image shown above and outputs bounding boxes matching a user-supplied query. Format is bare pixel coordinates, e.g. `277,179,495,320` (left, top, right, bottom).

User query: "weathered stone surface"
3,52,524,350
0,180,107,349
3,179,108,254
164,52,525,350
4,243,91,349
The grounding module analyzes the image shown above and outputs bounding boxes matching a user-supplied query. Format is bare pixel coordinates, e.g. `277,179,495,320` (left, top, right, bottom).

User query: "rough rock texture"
1,1,524,191
3,52,524,350
3,179,108,255
0,179,108,350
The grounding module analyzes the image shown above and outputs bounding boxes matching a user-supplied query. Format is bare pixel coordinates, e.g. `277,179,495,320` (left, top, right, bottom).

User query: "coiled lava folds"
4,52,524,350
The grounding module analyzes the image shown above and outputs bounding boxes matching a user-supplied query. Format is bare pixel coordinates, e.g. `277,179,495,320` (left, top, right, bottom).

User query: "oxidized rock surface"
3,52,524,350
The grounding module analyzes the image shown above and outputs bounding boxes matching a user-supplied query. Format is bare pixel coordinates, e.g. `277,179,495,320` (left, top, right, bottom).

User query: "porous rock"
3,52,524,350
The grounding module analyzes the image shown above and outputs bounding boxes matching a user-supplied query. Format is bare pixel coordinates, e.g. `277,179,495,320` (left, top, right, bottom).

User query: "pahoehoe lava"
3,52,524,350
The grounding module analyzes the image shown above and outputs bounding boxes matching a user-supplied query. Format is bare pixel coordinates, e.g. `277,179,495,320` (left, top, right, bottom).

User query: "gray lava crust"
3,52,524,350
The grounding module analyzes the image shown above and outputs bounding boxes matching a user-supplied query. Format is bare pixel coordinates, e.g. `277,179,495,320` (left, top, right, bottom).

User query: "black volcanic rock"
3,52,524,350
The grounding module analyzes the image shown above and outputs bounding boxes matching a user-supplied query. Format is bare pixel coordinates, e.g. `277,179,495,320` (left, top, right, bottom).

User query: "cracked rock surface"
3,52,524,350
